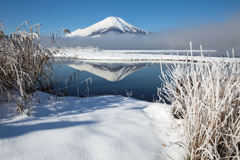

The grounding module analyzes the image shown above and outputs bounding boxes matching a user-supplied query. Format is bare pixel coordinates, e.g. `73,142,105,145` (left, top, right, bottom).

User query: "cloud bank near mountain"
42,13,240,56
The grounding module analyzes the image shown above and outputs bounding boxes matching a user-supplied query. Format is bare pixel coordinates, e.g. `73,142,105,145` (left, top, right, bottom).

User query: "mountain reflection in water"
68,62,148,82
51,59,171,102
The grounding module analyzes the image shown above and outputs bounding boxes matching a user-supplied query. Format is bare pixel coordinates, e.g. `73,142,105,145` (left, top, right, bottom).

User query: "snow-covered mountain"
66,16,148,37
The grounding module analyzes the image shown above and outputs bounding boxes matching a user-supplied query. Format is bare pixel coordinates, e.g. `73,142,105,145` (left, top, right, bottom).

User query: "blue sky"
1,0,240,35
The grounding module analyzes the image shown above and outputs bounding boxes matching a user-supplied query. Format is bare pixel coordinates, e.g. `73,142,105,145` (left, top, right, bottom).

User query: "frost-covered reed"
159,44,240,159
0,21,52,113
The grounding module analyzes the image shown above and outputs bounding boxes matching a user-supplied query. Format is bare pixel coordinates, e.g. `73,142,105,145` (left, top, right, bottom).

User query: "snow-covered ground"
50,47,238,63
0,92,184,160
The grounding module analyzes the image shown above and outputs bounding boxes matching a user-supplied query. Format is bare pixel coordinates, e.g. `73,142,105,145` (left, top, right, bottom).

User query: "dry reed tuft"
0,21,52,113
159,44,240,159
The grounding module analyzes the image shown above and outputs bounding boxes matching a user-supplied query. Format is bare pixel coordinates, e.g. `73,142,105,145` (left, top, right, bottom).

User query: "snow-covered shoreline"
51,47,239,63
0,92,184,160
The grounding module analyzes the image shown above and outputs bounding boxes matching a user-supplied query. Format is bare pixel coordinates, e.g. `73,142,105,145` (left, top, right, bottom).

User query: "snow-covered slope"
67,16,148,37
0,92,184,160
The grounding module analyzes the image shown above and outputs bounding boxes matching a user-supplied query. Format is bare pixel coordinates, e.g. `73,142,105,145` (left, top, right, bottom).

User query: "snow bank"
0,92,184,160
144,103,186,160
50,47,237,63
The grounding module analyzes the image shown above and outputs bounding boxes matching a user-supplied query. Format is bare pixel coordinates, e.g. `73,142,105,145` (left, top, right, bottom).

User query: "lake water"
50,58,173,102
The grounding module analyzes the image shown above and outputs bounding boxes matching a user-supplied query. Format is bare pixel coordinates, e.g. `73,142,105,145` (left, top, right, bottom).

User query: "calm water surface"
51,58,173,102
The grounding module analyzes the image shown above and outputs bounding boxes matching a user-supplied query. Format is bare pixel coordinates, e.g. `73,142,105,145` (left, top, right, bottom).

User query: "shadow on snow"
0,94,146,139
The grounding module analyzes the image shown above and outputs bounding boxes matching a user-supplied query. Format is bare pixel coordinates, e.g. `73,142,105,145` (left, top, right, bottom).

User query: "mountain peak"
67,17,148,37
104,16,122,21
102,16,127,24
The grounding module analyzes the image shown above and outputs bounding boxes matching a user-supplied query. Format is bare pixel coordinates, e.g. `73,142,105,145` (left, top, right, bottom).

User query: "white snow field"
51,47,233,63
0,92,184,160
